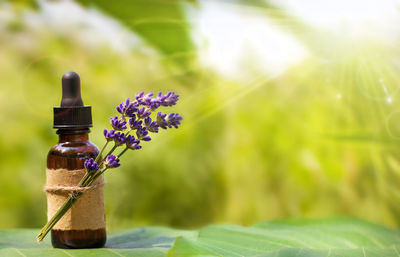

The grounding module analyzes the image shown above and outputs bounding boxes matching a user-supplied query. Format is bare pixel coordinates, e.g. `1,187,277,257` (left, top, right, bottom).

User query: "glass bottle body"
47,128,106,249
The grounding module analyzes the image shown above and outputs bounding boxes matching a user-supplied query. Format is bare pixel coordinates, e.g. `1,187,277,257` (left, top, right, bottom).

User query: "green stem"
37,168,98,242
89,145,129,188
88,167,108,186
90,145,129,186
118,147,129,158
95,141,109,164
76,141,110,188
105,145,117,159
36,192,82,242
78,171,92,188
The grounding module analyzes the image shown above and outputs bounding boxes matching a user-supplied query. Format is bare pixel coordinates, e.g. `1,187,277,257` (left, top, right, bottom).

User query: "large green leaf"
1,218,400,257
169,217,400,257
76,0,196,67
0,227,195,257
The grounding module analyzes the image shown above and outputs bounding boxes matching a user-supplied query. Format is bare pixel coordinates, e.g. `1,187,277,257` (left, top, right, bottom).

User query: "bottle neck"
57,128,90,143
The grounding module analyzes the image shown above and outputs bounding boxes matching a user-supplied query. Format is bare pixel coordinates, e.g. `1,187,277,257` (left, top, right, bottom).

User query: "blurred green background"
1,0,400,230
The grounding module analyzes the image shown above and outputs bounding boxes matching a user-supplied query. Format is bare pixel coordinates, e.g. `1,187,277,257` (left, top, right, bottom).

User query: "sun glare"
275,0,400,41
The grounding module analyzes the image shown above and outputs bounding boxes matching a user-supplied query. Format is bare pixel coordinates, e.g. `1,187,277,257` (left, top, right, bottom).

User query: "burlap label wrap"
46,168,105,230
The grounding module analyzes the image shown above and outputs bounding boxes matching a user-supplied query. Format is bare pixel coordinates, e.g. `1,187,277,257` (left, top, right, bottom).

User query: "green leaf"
0,227,195,257
169,217,400,257
1,218,400,257
76,0,196,67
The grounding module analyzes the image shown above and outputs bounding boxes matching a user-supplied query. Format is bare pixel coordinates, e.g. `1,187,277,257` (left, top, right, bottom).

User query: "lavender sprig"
136,127,151,141
104,155,120,168
113,132,127,146
156,112,182,129
116,98,138,118
166,113,182,128
144,117,159,133
137,107,151,119
84,158,99,172
128,115,143,130
37,91,182,242
110,116,127,130
126,135,141,150
159,91,179,107
104,129,116,141
156,111,168,129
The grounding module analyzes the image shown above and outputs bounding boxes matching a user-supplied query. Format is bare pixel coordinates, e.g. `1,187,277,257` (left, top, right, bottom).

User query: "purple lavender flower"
136,107,151,119
111,91,180,150
157,92,166,100
136,127,151,141
84,158,98,172
143,92,162,110
103,129,116,141
135,91,162,110
144,117,159,133
104,155,120,168
126,135,142,150
113,132,127,146
143,92,154,102
159,92,179,107
156,111,168,129
148,98,161,110
166,113,182,128
128,115,143,130
110,116,127,131
135,91,149,105
135,91,144,101
116,98,138,117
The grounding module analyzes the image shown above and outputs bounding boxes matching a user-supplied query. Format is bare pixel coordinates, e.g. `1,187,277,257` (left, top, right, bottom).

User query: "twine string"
44,180,106,194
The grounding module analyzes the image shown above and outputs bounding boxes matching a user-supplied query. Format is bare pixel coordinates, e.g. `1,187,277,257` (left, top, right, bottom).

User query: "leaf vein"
327,248,331,257
61,249,74,257
12,248,26,257
216,227,305,248
393,245,400,257
196,240,242,257
106,248,126,257
202,236,276,253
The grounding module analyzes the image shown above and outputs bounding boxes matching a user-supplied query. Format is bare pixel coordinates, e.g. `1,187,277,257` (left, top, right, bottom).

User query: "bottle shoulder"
47,140,100,170
48,140,100,158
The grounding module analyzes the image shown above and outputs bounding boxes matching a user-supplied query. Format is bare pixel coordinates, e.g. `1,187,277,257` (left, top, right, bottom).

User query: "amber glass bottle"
46,71,106,248
48,128,106,248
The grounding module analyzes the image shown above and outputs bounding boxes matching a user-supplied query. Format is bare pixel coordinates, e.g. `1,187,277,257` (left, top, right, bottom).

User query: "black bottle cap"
53,71,92,128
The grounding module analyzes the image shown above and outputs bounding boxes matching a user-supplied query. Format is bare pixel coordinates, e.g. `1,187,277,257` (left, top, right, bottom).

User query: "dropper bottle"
46,71,106,248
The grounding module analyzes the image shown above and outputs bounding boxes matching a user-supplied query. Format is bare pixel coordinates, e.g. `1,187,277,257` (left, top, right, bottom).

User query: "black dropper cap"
53,71,92,128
